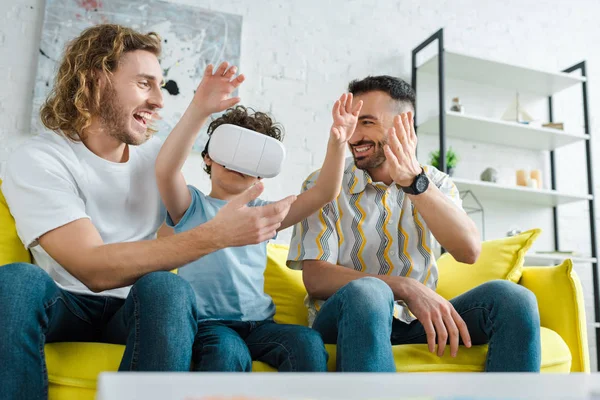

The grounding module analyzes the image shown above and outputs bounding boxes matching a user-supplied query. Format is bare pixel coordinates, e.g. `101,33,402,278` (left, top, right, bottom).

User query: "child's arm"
155,62,245,225
278,93,362,231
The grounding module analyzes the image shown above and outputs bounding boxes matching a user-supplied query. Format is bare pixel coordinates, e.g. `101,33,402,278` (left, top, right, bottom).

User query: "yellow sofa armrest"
519,260,590,372
0,179,32,266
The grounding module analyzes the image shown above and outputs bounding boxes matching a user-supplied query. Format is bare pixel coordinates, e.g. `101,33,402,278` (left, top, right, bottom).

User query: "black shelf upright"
411,28,600,370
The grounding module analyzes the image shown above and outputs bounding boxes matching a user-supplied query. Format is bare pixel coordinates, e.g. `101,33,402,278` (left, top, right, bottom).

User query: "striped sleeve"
423,165,463,210
286,170,339,270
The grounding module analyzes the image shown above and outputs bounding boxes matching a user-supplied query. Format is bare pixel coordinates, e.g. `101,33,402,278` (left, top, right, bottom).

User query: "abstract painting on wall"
32,0,242,151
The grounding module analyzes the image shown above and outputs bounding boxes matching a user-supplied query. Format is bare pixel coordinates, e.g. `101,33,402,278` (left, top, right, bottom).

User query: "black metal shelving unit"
411,27,599,370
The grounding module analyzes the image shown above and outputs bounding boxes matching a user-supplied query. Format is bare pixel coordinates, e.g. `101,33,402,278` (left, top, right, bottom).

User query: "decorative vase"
480,167,498,183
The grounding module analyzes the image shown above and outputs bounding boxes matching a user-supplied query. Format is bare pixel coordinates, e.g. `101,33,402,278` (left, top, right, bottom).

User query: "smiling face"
349,90,414,171
98,50,164,145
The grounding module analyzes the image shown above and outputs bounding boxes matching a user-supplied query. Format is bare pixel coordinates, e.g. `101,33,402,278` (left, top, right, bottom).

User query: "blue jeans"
0,263,199,400
193,319,328,372
312,277,541,372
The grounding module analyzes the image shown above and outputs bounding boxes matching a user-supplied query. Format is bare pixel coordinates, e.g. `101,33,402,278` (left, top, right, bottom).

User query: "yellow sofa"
0,181,590,400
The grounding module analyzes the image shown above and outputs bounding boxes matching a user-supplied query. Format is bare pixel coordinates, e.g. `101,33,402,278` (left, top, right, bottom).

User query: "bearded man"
287,75,542,373
0,24,293,399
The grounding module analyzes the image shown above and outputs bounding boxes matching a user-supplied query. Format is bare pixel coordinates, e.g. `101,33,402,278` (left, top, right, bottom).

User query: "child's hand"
330,93,363,145
191,61,246,116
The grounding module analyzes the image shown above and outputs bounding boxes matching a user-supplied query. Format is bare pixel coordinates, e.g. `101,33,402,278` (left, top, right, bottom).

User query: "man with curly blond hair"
0,24,295,398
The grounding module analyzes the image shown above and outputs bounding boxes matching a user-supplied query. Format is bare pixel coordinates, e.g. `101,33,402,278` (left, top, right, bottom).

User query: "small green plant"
429,147,459,170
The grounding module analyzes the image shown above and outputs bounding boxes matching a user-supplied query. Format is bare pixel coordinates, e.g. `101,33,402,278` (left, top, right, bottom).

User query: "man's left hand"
402,278,472,358
191,61,245,116
383,111,423,187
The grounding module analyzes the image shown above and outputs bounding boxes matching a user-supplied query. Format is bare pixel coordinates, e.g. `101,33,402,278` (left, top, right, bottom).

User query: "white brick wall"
1,0,600,370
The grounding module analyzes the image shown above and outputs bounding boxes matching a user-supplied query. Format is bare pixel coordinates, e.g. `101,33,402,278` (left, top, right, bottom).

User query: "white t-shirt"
1,131,165,298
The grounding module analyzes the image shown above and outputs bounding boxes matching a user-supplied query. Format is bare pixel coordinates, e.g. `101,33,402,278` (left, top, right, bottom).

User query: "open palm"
192,61,246,115
331,93,363,144
383,111,423,187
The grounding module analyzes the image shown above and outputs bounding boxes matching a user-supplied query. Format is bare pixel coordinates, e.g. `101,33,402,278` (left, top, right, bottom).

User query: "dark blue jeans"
193,319,328,372
0,263,199,400
312,277,541,372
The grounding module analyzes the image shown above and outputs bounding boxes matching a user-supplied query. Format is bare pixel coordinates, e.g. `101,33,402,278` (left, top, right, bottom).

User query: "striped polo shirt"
287,157,463,326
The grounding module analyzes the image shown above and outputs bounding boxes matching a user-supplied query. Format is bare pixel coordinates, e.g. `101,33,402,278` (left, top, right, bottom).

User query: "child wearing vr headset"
154,61,362,372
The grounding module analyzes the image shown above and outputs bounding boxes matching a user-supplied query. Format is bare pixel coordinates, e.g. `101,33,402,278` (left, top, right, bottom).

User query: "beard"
98,85,151,146
351,140,387,170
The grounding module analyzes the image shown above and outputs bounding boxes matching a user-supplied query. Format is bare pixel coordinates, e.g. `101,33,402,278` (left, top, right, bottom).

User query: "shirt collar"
346,162,404,194
346,163,372,194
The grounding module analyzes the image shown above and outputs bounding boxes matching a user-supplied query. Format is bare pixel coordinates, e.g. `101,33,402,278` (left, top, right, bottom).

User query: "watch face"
416,175,428,192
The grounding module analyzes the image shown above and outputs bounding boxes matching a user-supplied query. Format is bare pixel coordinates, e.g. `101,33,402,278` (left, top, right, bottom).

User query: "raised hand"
330,93,363,145
192,61,246,115
383,111,423,187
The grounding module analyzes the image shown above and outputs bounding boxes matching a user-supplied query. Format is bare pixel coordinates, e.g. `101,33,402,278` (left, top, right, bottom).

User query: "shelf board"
418,111,589,151
418,51,585,96
525,253,597,265
452,178,592,207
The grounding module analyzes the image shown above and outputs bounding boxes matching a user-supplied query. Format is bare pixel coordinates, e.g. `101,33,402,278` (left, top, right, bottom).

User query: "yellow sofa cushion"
436,228,540,300
322,326,569,372
520,260,590,372
0,179,31,266
45,342,277,400
46,342,125,391
45,325,570,398
42,242,574,399
264,243,308,326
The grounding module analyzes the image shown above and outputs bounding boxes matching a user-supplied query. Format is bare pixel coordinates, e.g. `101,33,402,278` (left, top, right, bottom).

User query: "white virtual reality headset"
207,123,286,179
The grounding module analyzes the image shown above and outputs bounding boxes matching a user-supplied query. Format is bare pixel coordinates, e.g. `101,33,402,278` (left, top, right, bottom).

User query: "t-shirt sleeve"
249,198,273,208
249,197,279,240
165,185,203,231
1,148,90,248
286,171,339,270
423,165,463,210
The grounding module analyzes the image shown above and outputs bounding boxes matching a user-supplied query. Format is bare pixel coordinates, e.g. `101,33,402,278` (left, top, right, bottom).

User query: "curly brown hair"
202,105,284,175
40,24,162,141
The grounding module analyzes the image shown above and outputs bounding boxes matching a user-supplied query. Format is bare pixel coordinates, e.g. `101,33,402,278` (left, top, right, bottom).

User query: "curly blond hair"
40,24,162,141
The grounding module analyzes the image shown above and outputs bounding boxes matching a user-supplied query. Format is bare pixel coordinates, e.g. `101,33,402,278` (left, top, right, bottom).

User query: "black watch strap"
400,168,429,195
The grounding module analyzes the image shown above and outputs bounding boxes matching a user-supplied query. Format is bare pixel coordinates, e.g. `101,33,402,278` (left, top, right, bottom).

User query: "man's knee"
339,277,394,315
133,271,196,310
0,263,54,305
131,272,198,336
480,280,538,308
479,280,540,326
0,264,57,337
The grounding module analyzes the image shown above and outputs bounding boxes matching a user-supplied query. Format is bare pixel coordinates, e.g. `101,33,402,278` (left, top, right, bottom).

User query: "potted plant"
428,147,459,176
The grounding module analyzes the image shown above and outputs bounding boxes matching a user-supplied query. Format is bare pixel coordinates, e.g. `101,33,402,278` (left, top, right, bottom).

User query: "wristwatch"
400,168,429,195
